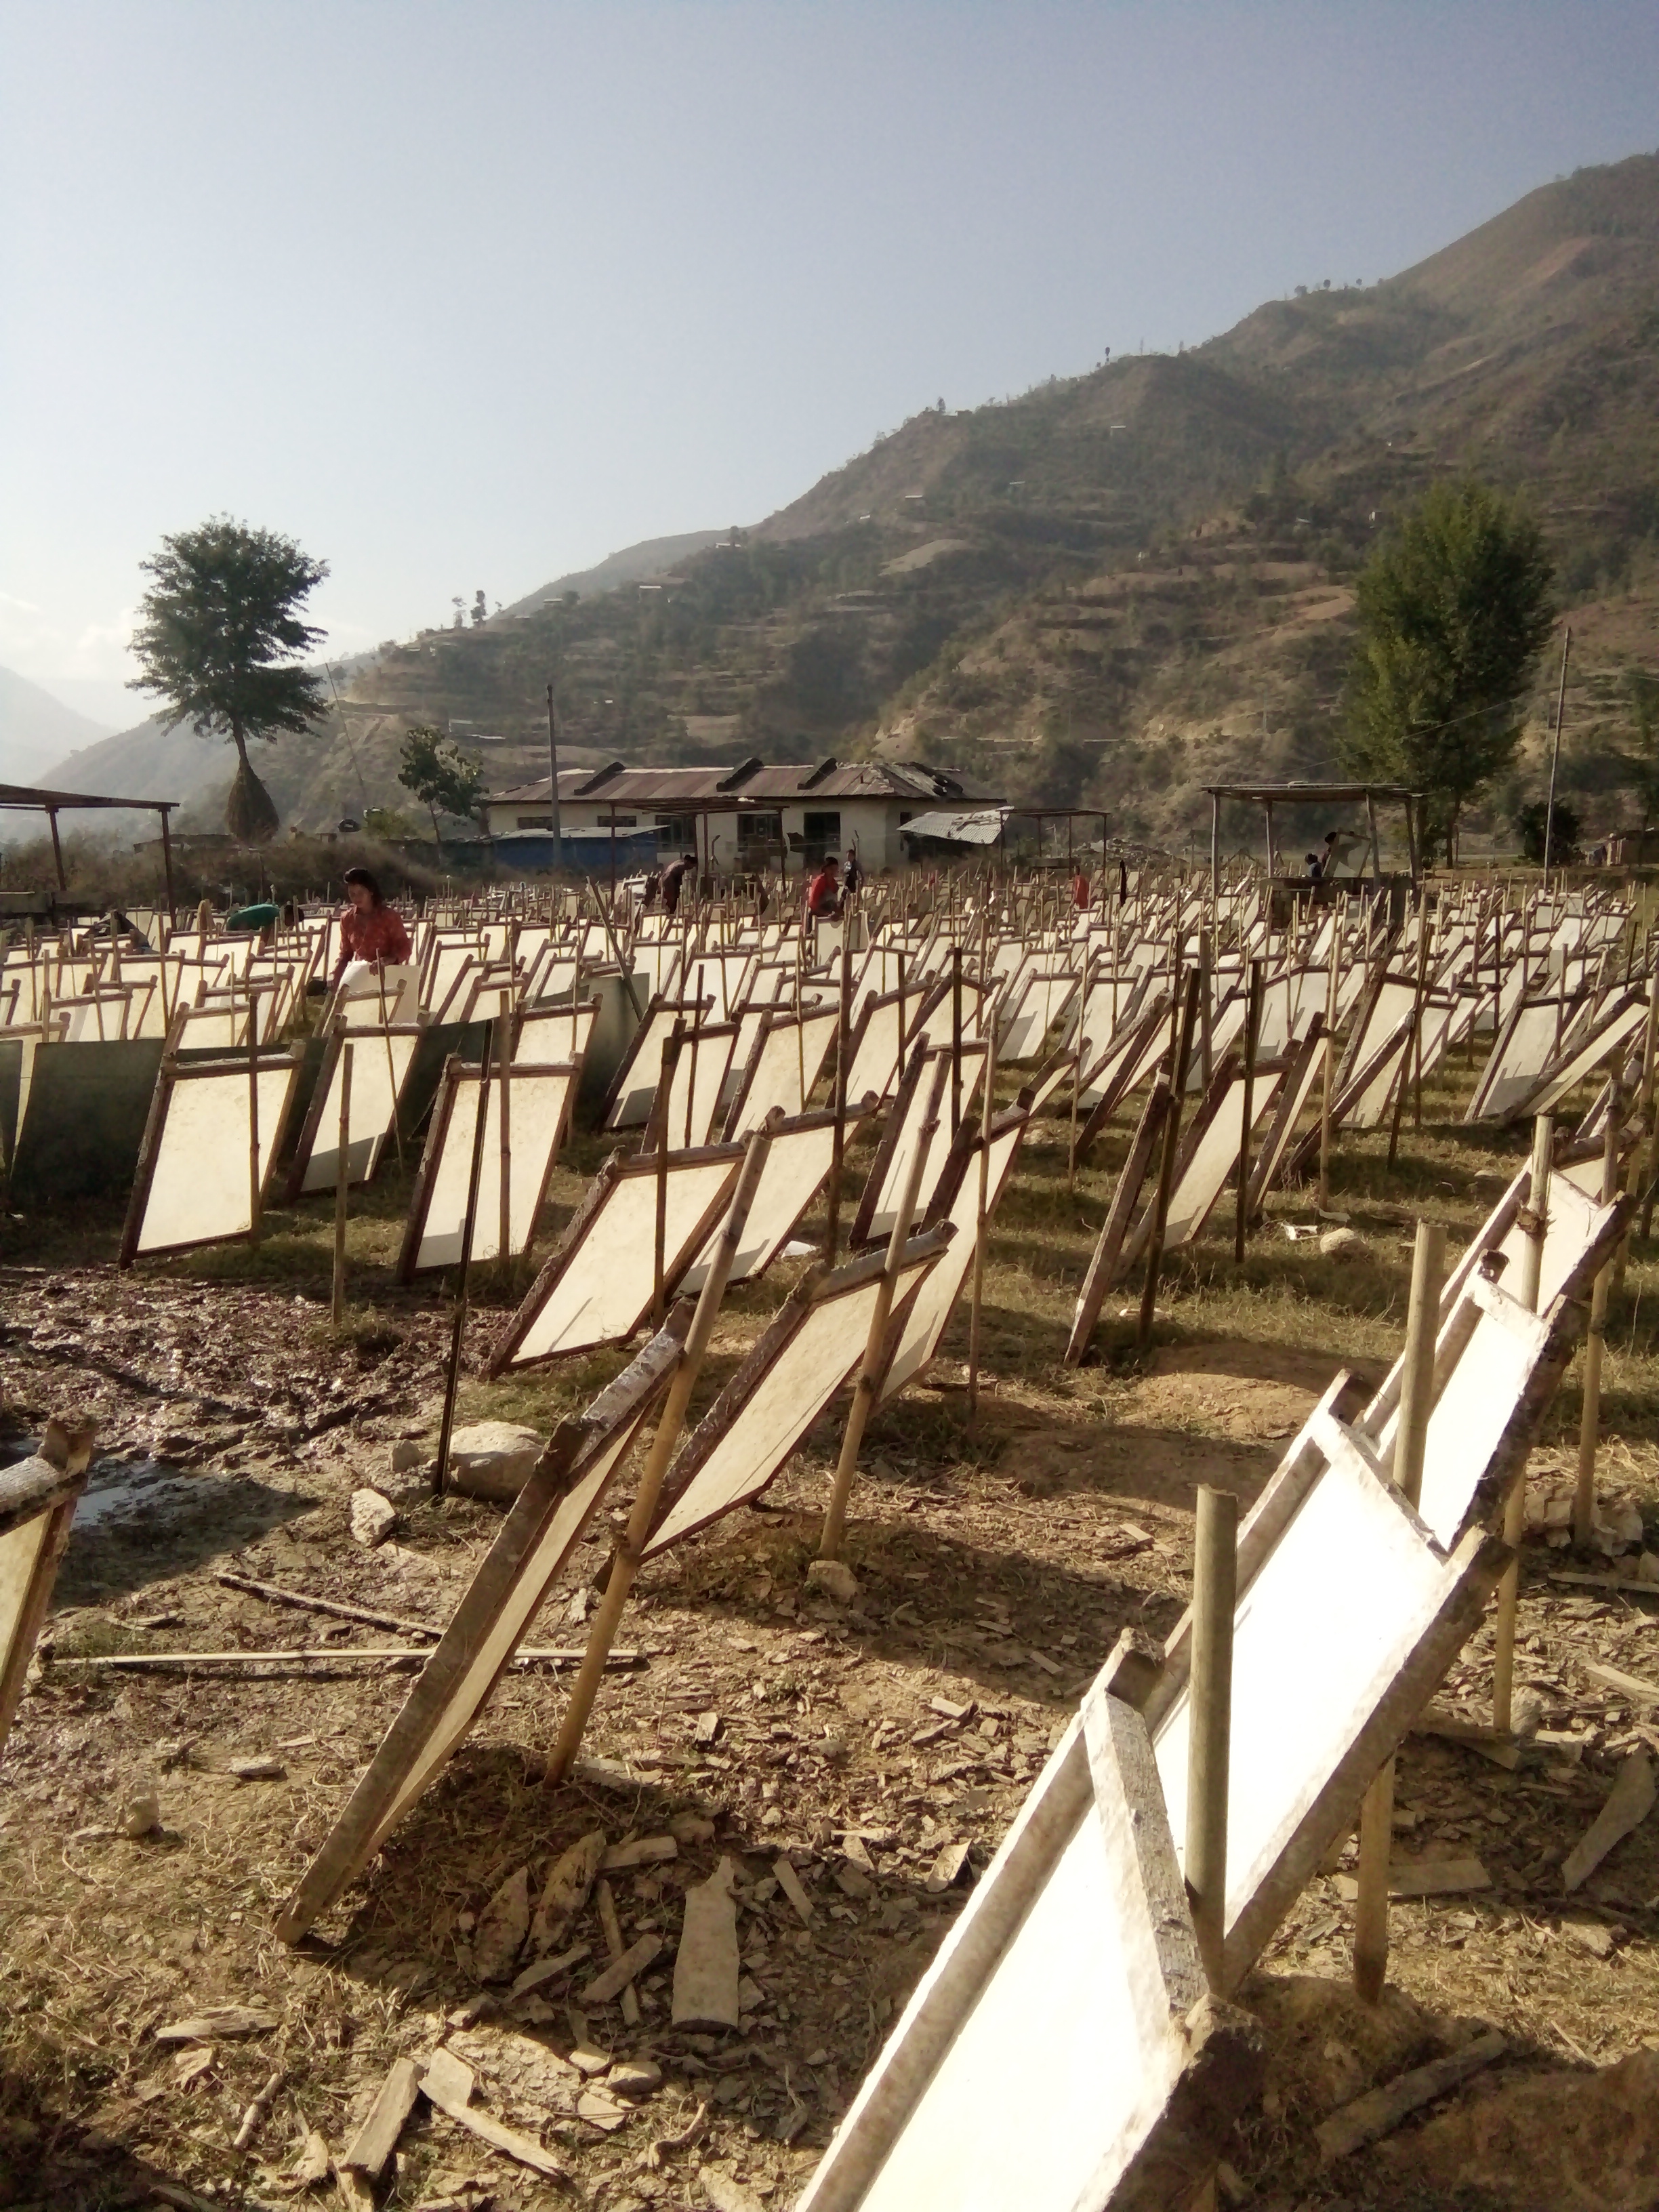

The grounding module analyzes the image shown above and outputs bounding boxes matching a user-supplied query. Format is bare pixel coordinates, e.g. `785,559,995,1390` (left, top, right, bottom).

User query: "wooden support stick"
544,1123,773,1784
1353,1218,1444,2004
1234,958,1263,1264
1139,967,1201,1353
1186,1484,1237,1990
1319,912,1340,1210
247,1018,262,1248
825,937,851,1265
433,1021,497,1500
1574,1084,1621,1545
1493,1114,1552,1731
820,1053,949,1558
497,986,513,1267
332,1038,353,1327
966,1025,999,1435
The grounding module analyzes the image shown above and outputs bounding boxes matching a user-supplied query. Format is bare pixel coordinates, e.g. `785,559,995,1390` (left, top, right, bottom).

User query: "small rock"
291,2128,332,2184
228,1757,285,1783
1318,1227,1363,1258
121,1791,161,1839
606,2060,662,2100
350,1488,397,1548
389,1439,424,1474
1638,1551,1659,1584
1561,1915,1618,1959
447,1420,546,1504
807,1559,859,1605
670,1812,717,1845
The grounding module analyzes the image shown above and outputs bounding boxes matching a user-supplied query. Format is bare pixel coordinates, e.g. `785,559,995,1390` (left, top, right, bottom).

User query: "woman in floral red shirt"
331,866,412,984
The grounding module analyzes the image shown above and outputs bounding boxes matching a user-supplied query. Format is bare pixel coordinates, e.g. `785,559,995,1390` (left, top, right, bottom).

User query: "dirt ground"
3,1064,1658,2212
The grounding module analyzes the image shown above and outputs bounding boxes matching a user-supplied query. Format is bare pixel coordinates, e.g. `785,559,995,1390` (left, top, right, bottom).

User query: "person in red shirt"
805,855,842,921
1072,868,1091,911
332,866,412,983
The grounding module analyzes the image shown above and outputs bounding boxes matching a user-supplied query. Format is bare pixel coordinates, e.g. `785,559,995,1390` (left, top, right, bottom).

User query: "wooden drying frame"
641,1225,954,1557
282,1018,428,1202
274,1318,688,1942
119,1044,304,1267
796,1672,1263,2212
394,1057,580,1283
0,1425,95,1761
486,1137,744,1374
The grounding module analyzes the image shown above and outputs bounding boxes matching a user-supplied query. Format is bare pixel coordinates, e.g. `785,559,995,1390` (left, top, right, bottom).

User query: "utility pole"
545,679,562,865
1542,626,1572,884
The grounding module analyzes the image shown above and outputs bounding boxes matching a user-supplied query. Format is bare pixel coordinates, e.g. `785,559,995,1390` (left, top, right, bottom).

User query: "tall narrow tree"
129,518,329,842
1340,480,1555,863
398,724,487,859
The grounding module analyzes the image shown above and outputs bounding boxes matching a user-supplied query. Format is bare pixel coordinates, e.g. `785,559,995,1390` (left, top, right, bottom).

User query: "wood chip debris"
421,2045,567,2180
155,2007,279,2043
1561,1750,1656,1891
1333,1857,1490,1901
342,2054,427,2177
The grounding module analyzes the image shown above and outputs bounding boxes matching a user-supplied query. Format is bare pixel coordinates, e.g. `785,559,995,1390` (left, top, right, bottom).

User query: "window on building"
802,810,842,866
656,815,695,857
737,811,782,860
516,814,552,830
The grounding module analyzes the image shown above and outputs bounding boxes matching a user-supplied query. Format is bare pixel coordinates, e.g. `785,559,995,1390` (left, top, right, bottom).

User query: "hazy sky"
3,1,1656,729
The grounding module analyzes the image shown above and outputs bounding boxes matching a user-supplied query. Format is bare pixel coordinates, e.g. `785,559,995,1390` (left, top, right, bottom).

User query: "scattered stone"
446,1420,545,1503
1560,1915,1618,1959
350,1488,398,1548
291,2128,332,2184
228,1756,285,1782
671,1812,717,1845
472,1865,532,1983
607,2060,662,2100
389,1439,425,1474
924,1839,972,1894
701,2167,765,2212
1319,1227,1363,1258
121,1790,161,1839
773,1857,815,1925
806,1559,859,1605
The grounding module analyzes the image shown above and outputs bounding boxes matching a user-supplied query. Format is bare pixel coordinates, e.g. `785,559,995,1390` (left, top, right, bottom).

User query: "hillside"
0,668,115,786
42,150,1659,855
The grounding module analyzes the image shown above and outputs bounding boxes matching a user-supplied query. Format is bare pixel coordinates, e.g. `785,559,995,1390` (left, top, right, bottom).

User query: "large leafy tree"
129,517,328,842
1339,480,1555,862
398,724,487,857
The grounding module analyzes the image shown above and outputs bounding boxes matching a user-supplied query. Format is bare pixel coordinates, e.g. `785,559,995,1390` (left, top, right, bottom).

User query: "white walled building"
483,756,996,876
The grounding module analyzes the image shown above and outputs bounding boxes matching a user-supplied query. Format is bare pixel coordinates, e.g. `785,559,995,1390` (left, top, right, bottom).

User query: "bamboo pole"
433,1020,497,1501
1318,903,1340,1210
331,1038,353,1327
825,937,851,1265
1187,1484,1237,1991
544,1122,773,1784
1492,1113,1553,1732
966,1022,1000,1436
820,1054,949,1559
497,1000,513,1267
1138,968,1201,1353
1353,1218,1445,2003
1234,958,1263,1265
1573,1082,1621,1546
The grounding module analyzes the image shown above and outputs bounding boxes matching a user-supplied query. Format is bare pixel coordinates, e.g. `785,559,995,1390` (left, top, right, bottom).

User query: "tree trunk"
429,804,443,861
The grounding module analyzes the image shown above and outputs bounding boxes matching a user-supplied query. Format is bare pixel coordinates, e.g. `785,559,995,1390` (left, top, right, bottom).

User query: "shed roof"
489,756,996,808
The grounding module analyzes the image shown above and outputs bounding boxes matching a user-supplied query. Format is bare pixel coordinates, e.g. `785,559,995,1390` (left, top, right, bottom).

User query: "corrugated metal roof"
489,757,995,808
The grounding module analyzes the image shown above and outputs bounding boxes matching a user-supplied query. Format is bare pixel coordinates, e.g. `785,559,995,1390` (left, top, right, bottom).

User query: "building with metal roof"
483,755,1000,876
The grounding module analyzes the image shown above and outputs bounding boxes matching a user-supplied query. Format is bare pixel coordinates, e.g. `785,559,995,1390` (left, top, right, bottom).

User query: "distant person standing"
1072,867,1091,910
805,853,842,922
331,865,411,985
842,847,863,897
660,851,697,916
